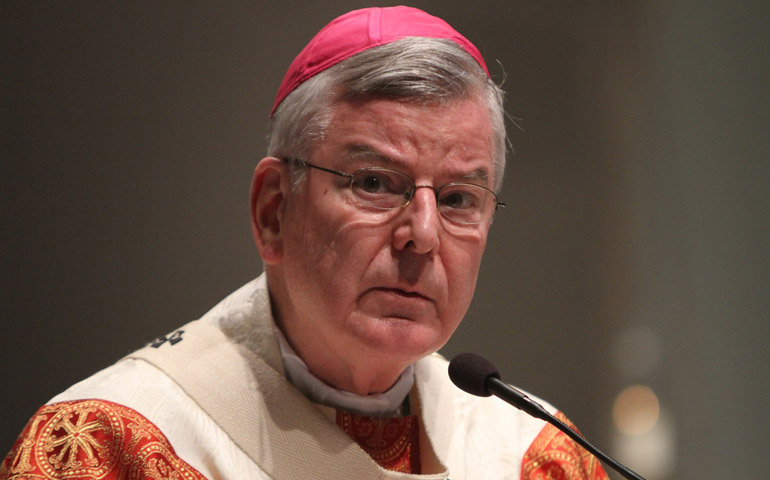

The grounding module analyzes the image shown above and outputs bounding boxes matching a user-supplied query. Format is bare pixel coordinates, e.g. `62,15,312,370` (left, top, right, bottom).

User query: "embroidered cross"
150,330,185,348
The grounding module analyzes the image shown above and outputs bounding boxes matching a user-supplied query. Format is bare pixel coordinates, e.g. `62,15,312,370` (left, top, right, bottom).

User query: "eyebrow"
343,143,492,186
460,168,491,185
344,144,397,166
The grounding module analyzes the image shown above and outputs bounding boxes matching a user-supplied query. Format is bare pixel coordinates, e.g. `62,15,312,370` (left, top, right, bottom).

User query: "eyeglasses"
284,158,505,225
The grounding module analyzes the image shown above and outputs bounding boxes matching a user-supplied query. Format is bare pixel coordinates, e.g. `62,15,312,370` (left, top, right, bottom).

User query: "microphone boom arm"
487,377,646,480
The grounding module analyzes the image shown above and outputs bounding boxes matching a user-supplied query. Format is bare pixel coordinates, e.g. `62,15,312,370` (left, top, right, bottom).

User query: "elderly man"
2,7,608,480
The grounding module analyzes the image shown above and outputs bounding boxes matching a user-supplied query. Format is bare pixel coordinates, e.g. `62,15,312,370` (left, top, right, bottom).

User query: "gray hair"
267,37,507,193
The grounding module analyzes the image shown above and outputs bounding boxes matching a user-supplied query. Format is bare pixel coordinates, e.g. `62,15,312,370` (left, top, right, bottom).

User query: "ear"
250,157,288,264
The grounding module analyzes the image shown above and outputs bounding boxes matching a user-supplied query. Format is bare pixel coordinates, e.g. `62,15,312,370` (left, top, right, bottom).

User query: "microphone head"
448,352,501,397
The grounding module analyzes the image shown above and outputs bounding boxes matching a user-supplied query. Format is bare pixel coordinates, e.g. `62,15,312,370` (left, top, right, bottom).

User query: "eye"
360,173,387,193
440,187,480,210
351,169,411,195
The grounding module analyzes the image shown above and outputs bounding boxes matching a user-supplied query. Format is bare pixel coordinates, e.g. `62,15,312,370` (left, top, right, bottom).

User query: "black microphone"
448,353,646,480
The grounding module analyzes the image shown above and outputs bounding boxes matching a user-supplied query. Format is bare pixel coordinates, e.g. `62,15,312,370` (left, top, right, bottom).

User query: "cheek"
443,237,487,303
281,202,337,291
286,206,391,288
448,260,480,301
445,232,487,274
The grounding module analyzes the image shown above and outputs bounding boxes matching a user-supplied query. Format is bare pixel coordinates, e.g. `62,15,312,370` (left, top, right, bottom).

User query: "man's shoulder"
1,355,212,480
415,352,559,474
50,355,184,406
520,411,610,480
1,397,207,480
415,353,609,479
53,274,270,406
45,316,228,402
4,274,277,480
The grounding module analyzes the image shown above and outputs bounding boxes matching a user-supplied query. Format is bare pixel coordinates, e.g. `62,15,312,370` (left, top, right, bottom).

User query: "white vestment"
3,274,607,480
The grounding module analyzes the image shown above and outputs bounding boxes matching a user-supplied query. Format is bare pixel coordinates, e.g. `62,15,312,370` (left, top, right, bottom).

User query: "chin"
357,321,447,362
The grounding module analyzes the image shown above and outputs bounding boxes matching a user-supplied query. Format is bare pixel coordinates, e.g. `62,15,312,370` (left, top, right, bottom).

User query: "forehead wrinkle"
342,143,407,169
345,144,394,161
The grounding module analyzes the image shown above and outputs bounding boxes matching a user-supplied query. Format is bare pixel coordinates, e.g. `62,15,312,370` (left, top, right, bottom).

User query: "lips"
357,286,437,321
368,287,432,302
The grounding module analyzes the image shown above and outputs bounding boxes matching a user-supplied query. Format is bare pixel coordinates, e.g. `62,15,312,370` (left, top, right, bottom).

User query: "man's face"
268,97,496,392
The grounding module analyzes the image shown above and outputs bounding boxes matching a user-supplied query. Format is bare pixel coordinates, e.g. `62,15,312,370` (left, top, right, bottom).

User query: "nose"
392,186,440,255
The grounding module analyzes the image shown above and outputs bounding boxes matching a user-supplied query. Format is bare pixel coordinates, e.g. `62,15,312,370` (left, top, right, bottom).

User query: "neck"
313,356,412,395
275,326,414,416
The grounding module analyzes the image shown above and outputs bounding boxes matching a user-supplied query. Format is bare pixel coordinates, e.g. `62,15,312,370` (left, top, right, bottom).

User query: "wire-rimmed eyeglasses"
283,158,505,225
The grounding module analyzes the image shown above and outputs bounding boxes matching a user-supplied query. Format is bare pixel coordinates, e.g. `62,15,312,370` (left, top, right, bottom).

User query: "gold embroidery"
7,412,47,475
521,411,609,480
44,406,111,470
145,457,175,480
35,401,122,477
336,410,421,473
126,422,153,456
1,399,206,480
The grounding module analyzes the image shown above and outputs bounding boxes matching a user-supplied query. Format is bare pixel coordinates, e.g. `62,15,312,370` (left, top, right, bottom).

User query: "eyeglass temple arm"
282,158,352,179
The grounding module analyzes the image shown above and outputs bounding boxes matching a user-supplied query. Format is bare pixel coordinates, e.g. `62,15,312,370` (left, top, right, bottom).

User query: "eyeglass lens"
349,168,495,224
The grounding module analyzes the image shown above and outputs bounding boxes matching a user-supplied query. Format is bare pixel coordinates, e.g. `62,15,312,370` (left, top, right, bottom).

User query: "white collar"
274,326,414,417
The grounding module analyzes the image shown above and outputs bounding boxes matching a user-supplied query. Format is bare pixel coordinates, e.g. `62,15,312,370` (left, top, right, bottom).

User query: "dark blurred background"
2,2,768,478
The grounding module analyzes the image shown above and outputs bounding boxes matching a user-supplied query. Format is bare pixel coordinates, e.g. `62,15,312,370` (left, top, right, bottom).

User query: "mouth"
356,282,439,321
359,287,436,320
369,287,432,302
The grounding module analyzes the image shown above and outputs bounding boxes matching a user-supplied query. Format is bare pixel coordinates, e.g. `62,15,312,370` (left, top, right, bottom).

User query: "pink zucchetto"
270,6,490,117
